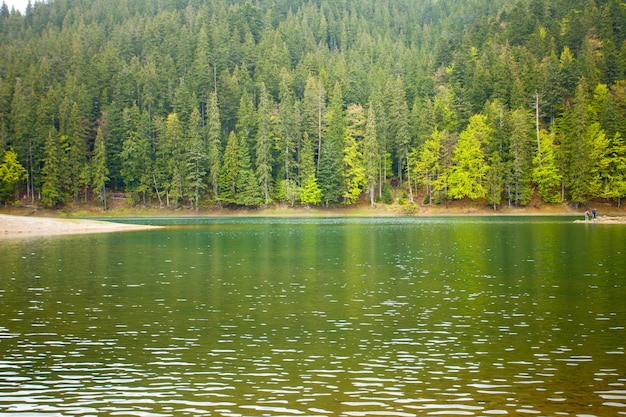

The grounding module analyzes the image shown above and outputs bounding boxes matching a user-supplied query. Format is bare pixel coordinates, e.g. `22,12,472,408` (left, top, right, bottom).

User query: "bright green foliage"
532,129,562,203
0,148,26,202
342,104,366,205
448,114,491,200
298,131,321,207
413,129,443,204
300,174,322,207
276,179,300,207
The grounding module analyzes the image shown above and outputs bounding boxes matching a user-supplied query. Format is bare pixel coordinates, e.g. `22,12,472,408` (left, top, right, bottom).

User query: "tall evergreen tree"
236,135,263,207
508,108,534,206
219,131,239,205
186,108,207,210
303,75,326,173
363,102,379,207
318,83,344,206
255,83,273,204
92,126,109,208
41,129,63,208
389,76,411,183
207,91,222,200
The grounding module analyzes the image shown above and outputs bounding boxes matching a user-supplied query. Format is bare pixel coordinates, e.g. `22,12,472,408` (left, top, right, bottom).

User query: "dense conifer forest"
0,0,625,210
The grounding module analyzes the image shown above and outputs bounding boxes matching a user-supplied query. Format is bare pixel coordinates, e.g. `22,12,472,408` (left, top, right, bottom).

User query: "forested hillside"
1,0,625,209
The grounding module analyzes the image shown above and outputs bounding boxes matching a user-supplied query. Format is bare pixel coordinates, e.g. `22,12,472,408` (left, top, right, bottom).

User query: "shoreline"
2,207,625,238
0,214,162,238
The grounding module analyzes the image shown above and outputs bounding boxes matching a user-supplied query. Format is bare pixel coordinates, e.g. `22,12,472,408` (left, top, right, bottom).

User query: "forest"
0,0,625,210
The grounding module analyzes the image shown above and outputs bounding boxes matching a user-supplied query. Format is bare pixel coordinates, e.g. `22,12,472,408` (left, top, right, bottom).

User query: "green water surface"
0,217,624,416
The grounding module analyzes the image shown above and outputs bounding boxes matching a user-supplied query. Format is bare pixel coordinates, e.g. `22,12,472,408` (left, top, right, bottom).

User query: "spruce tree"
186,108,207,210
318,83,344,206
219,131,239,205
207,91,222,200
236,137,263,207
41,130,63,208
255,83,273,204
363,103,379,207
92,126,109,208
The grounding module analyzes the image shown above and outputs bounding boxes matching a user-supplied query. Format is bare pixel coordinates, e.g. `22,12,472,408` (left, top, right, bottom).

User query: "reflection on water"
0,217,625,416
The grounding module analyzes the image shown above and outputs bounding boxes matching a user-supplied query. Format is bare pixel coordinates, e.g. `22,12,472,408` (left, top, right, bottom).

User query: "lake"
0,216,625,416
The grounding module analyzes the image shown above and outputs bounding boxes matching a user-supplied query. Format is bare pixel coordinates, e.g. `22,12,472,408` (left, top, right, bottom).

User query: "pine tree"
60,100,87,201
389,76,411,183
41,129,63,208
508,108,534,206
164,113,186,208
255,83,273,204
560,81,594,205
602,132,626,207
236,90,257,150
363,103,379,207
486,152,505,210
92,126,109,208
303,75,326,173
236,136,263,207
207,91,222,201
219,131,239,205
187,108,207,210
318,82,344,206
276,68,300,183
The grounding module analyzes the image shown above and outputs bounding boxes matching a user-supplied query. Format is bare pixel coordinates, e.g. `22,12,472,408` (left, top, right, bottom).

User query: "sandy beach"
0,214,160,237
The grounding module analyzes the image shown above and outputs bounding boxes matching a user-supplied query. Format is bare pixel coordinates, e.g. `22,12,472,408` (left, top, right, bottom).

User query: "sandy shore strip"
0,214,161,237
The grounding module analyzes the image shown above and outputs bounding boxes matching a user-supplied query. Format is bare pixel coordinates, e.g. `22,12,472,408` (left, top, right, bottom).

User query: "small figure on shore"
592,208,597,220
585,210,590,221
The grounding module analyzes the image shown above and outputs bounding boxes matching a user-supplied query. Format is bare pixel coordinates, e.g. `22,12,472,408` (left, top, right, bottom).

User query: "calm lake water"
0,216,625,417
